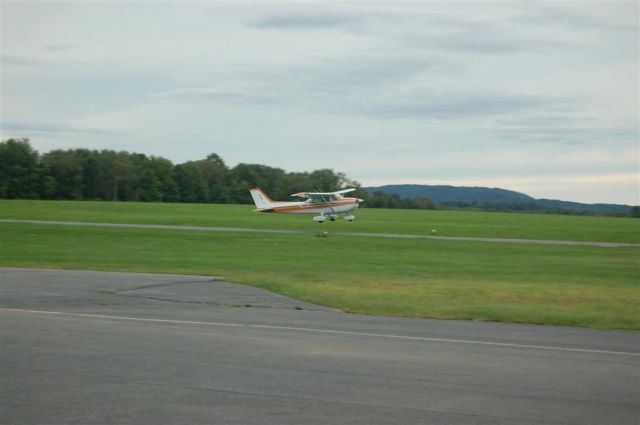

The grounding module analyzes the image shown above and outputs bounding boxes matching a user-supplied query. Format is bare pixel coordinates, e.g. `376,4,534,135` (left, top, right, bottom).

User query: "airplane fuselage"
249,187,363,222
261,198,360,214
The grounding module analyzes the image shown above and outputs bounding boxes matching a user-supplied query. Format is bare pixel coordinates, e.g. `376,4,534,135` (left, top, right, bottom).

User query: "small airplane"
250,187,365,223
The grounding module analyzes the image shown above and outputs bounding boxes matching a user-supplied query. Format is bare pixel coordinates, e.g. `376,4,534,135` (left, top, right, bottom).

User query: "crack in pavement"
115,279,219,293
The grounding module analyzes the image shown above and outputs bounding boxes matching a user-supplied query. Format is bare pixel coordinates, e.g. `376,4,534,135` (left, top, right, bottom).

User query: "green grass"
1,199,639,243
1,213,638,329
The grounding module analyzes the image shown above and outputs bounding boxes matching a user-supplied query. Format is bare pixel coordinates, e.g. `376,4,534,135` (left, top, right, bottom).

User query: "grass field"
1,200,639,329
2,199,639,243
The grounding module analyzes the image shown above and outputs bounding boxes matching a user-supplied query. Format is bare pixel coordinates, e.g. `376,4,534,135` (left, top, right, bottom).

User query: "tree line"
5,138,633,216
0,138,436,209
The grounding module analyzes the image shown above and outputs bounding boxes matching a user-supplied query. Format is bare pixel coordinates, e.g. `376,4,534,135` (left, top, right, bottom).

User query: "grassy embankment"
1,200,638,329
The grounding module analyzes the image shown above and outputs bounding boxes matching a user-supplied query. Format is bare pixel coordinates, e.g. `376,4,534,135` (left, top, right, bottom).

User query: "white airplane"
250,187,365,223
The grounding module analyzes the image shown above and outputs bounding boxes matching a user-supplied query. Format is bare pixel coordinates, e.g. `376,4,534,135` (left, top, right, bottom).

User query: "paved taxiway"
1,268,638,424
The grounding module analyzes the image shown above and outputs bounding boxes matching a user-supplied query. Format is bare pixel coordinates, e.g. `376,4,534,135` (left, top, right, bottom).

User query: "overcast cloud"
1,0,638,204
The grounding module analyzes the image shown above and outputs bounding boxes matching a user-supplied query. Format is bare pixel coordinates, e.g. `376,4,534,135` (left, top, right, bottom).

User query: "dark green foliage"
535,199,633,215
40,149,89,200
366,191,435,210
174,162,208,203
194,154,228,203
309,169,346,192
148,156,179,202
0,140,376,207
223,163,287,204
0,138,41,199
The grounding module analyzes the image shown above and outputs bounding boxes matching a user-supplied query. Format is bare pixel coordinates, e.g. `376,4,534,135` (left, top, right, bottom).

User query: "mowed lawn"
1,199,639,243
1,201,638,329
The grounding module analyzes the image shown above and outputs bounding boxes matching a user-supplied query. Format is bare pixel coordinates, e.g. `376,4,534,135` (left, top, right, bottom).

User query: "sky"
1,0,638,204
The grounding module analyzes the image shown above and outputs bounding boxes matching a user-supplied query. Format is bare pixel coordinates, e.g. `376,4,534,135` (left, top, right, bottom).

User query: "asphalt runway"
1,268,638,425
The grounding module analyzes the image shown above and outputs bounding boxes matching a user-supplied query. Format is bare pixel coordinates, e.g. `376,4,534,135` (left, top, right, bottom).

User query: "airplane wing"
291,188,356,198
333,188,356,195
291,192,310,198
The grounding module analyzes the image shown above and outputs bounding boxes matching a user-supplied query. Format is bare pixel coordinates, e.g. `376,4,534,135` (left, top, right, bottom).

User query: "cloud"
250,10,359,30
154,50,441,113
157,82,551,122
252,14,355,29
156,87,282,106
43,43,75,52
1,122,115,136
362,93,548,120
438,32,564,55
0,54,46,67
496,114,640,145
1,0,637,204
516,4,639,33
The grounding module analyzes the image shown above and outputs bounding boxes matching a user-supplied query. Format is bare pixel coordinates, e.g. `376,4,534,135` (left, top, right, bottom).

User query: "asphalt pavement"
1,268,638,425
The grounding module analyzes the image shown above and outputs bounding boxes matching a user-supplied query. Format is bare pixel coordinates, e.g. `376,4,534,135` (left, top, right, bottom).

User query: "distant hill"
365,184,633,215
534,199,632,215
365,184,535,204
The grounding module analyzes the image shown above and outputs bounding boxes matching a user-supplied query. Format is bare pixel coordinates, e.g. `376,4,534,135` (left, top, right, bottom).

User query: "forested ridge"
367,184,637,216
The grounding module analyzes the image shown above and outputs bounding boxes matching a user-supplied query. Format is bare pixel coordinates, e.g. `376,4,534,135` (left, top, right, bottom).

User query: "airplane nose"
357,198,365,204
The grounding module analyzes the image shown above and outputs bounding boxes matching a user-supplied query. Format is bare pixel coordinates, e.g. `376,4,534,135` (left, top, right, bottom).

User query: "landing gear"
314,213,356,222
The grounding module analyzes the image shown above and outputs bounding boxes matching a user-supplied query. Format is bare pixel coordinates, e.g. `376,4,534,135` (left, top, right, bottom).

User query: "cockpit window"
309,195,336,204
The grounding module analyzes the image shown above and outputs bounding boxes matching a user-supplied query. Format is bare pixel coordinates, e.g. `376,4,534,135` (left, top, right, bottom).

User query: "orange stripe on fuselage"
270,198,358,213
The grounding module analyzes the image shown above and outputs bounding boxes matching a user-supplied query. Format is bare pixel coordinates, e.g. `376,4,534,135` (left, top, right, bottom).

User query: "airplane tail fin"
249,188,276,211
